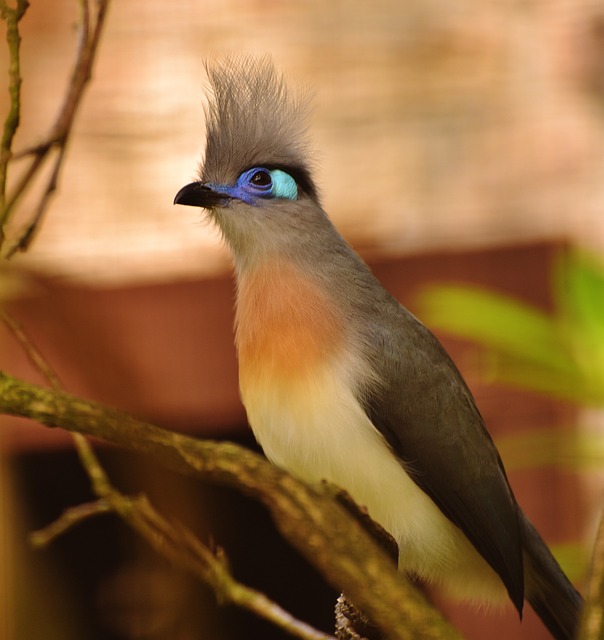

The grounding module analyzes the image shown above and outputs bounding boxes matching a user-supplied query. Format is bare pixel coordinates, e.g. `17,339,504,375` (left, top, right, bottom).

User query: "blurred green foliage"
419,250,604,408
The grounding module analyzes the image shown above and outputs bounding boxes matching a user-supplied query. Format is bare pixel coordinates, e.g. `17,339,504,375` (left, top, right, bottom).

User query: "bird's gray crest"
200,56,316,194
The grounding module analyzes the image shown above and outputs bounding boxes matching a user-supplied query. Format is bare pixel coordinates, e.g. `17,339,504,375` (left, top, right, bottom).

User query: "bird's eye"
250,170,272,187
236,167,298,202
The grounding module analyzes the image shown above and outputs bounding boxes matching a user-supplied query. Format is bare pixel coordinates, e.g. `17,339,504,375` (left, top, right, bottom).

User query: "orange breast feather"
236,260,345,381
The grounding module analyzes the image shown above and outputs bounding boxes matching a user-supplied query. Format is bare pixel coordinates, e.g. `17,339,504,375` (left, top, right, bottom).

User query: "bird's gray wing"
363,305,524,613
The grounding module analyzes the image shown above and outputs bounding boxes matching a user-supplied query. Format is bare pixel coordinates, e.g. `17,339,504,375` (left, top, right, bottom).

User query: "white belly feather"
240,356,507,604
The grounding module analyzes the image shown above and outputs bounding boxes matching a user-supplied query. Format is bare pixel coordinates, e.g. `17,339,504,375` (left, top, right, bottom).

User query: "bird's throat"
235,259,345,382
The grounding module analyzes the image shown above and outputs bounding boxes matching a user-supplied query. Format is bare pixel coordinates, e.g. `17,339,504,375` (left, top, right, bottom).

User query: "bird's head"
174,56,325,268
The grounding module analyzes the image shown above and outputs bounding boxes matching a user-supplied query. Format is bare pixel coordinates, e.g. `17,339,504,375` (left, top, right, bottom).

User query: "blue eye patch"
214,167,299,204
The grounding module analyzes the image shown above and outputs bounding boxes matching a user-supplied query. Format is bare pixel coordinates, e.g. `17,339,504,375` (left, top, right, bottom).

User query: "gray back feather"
200,56,315,188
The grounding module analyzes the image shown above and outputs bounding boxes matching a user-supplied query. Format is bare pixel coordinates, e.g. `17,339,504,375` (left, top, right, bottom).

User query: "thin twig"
0,308,114,506
112,493,336,640
3,148,57,255
30,498,112,547
32,487,336,640
0,0,111,256
0,0,28,225
0,309,62,389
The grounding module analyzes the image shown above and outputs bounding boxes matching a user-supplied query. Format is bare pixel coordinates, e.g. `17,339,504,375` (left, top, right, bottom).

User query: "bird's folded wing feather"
364,308,525,612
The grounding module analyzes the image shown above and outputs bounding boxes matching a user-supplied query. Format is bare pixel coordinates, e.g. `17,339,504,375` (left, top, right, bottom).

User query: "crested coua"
174,57,582,639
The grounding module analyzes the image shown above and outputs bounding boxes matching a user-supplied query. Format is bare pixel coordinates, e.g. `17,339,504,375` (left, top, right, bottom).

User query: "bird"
174,56,583,639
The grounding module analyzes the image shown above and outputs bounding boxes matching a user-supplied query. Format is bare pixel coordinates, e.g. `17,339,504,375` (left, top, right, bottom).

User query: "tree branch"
0,370,462,640
30,498,112,546
31,485,335,640
0,0,111,256
0,0,28,227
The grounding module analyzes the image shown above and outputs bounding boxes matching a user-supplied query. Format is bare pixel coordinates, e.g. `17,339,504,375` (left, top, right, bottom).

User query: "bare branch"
0,309,62,389
31,480,335,640
0,0,111,255
114,493,337,640
0,0,28,225
30,498,112,547
1,307,117,506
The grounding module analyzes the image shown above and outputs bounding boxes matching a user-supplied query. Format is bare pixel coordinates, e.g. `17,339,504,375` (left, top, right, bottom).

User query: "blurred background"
1,0,604,638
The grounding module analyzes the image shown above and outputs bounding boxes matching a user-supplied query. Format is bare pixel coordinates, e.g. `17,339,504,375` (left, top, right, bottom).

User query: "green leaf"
556,251,604,343
418,285,578,375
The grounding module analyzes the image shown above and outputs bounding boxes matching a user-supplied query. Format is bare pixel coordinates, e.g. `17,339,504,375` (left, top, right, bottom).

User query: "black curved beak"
173,182,231,209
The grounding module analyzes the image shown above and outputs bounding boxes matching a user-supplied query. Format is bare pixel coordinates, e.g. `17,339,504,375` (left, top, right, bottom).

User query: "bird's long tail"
520,512,583,640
